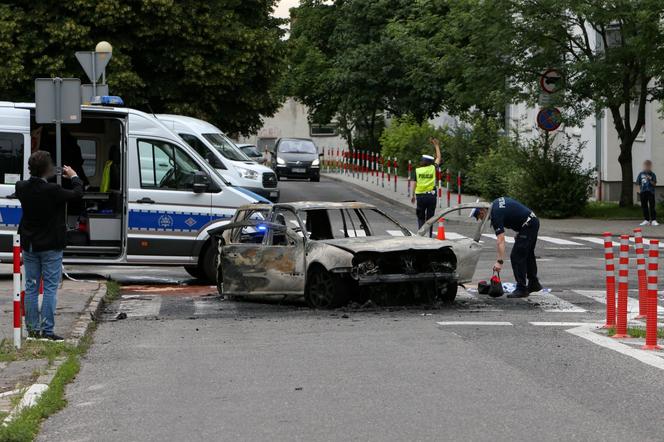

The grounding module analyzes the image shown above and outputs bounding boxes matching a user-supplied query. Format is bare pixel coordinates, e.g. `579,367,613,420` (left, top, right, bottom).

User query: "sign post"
537,68,564,133
35,78,82,184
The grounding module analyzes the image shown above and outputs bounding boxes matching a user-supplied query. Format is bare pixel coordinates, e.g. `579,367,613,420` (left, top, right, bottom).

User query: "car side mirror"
193,171,210,193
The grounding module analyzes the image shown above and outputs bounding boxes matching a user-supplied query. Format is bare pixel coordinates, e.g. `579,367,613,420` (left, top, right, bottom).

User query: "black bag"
488,272,504,298
477,280,490,295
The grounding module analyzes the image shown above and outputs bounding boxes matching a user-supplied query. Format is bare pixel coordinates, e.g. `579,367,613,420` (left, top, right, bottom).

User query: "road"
39,178,664,442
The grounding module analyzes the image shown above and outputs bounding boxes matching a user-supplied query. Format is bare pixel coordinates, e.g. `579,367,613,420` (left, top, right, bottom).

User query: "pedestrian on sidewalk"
15,151,84,341
471,196,541,298
411,138,442,237
637,160,658,226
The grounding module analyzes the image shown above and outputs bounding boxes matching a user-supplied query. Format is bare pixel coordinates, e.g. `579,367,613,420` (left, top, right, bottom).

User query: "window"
202,133,250,161
272,208,303,245
309,124,338,137
138,139,203,190
359,209,411,237
179,133,226,169
77,139,97,178
0,132,23,184
277,139,318,154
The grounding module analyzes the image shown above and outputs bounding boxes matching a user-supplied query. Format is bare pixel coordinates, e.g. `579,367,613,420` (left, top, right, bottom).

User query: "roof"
236,201,377,211
155,114,223,135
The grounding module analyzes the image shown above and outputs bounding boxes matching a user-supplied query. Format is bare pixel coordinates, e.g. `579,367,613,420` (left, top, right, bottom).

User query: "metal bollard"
613,235,630,338
643,239,661,350
602,232,616,328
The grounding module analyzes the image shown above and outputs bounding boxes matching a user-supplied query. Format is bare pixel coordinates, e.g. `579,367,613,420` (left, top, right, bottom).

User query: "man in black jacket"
16,151,83,341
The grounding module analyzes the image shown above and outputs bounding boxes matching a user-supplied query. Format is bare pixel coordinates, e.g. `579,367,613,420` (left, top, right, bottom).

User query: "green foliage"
379,115,443,172
467,138,522,201
0,1,286,135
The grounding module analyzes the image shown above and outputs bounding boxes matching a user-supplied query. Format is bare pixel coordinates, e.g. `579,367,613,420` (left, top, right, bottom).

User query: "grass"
0,280,115,441
606,326,664,339
580,202,655,220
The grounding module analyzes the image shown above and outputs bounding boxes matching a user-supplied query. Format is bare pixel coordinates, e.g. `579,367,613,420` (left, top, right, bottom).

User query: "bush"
380,115,444,175
469,133,595,218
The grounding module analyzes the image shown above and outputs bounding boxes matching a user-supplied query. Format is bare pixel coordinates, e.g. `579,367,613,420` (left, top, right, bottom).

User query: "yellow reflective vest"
415,164,436,194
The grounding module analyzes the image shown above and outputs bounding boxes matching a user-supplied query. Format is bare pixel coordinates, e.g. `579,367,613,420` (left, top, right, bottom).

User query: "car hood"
320,236,454,253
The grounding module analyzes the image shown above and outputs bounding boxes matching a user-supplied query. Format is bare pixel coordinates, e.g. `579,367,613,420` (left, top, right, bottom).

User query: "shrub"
380,115,444,175
467,137,522,201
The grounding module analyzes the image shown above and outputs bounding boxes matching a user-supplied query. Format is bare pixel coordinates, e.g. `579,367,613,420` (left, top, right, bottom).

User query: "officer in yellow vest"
411,138,442,237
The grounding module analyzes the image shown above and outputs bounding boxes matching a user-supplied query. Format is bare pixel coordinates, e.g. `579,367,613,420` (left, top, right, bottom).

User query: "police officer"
472,197,542,298
411,138,442,237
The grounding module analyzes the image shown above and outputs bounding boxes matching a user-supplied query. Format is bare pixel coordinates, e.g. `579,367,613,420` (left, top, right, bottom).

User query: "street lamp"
95,41,113,85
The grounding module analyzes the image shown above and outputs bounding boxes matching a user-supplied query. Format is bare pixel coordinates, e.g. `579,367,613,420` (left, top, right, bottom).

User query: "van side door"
126,137,212,263
0,107,30,260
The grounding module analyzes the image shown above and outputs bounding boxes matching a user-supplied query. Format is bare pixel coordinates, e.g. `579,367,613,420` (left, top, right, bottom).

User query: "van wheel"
184,265,205,280
201,241,219,283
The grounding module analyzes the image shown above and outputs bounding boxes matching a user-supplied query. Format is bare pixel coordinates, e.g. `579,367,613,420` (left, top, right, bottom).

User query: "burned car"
210,201,490,308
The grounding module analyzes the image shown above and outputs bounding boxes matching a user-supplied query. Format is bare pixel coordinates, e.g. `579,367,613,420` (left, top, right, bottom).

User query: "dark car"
272,138,320,182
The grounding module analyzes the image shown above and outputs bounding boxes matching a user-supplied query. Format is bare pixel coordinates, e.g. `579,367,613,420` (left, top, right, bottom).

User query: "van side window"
77,139,97,178
138,139,203,190
0,132,24,184
179,133,226,170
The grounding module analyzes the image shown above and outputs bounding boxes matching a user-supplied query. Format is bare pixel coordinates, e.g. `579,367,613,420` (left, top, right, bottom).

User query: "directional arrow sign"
539,68,563,94
75,51,112,83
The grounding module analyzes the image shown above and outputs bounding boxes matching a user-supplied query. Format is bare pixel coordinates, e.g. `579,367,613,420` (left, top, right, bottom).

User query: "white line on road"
482,233,515,243
572,236,605,245
539,236,583,246
436,321,513,326
573,290,640,319
530,322,600,326
444,232,468,240
566,325,664,371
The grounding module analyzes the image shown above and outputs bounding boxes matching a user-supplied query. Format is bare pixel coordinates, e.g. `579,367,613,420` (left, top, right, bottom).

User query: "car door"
0,107,30,259
127,137,212,263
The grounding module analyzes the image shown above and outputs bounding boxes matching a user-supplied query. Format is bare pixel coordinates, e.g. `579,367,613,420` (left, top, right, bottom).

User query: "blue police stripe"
232,186,272,204
0,206,22,226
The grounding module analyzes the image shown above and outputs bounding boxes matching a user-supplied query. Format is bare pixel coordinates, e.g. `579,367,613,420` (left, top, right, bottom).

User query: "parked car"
210,201,490,308
236,143,266,164
156,115,279,202
272,138,320,182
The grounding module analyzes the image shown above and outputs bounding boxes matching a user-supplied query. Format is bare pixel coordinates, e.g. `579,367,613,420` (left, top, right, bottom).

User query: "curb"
323,174,414,212
2,282,107,425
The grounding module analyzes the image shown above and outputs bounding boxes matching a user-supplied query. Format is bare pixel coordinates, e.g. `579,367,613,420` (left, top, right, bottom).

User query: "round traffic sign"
539,68,563,94
537,108,562,132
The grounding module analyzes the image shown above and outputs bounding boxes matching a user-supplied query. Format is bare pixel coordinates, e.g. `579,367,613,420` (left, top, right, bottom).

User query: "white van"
0,100,265,281
156,115,279,202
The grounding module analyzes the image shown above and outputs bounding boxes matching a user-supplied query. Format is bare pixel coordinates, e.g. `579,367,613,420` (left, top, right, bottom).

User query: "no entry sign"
537,108,562,132
539,68,563,94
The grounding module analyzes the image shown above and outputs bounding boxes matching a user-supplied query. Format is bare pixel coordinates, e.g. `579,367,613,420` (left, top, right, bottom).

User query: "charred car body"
210,202,490,308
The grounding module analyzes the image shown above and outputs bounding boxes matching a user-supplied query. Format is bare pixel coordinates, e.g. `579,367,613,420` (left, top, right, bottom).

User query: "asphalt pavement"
38,177,664,442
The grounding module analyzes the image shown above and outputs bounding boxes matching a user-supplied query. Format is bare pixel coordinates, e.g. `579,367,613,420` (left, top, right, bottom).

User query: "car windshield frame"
202,133,252,162
241,146,262,157
277,139,318,154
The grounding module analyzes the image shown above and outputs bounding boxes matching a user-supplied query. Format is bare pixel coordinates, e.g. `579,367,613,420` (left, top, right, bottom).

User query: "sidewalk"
323,171,664,238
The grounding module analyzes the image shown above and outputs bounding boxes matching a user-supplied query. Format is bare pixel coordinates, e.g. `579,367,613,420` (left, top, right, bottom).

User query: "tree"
0,0,286,135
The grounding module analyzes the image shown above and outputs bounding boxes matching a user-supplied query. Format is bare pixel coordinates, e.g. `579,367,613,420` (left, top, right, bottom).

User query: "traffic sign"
75,51,111,83
35,78,81,124
539,68,563,94
537,108,562,132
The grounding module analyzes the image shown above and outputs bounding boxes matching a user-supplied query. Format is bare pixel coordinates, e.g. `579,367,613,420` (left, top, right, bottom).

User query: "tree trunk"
618,141,634,207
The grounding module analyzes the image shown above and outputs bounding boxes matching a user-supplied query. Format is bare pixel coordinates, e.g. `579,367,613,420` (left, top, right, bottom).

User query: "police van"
0,100,267,281
155,115,280,202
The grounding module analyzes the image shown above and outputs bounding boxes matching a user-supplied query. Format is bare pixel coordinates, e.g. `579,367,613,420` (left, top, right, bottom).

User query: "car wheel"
305,267,345,309
201,240,219,283
184,265,206,280
439,281,458,304
310,176,320,182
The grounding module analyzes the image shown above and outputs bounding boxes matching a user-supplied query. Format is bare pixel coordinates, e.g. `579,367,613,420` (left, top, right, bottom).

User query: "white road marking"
538,236,583,246
436,321,513,326
530,322,600,326
572,236,605,245
566,325,664,371
444,232,468,240
573,290,641,319
526,292,587,312
118,295,161,318
482,233,515,243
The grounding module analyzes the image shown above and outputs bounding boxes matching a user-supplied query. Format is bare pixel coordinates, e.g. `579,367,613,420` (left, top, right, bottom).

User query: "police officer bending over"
472,197,542,298
411,138,441,237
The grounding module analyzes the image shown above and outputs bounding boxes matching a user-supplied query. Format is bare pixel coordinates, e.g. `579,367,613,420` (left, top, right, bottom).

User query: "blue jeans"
22,248,63,335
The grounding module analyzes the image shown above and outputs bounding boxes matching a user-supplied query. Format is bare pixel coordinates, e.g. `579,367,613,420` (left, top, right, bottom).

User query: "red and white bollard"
457,171,462,205
445,169,451,208
13,234,21,349
380,156,385,188
602,232,616,329
374,153,378,186
643,239,661,350
387,157,392,184
407,160,412,197
437,168,443,208
634,228,647,319
613,235,630,339
394,158,398,193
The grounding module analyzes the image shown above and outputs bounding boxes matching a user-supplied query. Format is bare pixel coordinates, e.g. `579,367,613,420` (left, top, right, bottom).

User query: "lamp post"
95,41,113,87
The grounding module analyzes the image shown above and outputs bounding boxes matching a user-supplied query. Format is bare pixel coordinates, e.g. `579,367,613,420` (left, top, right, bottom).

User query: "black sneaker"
43,333,65,342
507,289,530,299
26,330,42,341
527,280,543,293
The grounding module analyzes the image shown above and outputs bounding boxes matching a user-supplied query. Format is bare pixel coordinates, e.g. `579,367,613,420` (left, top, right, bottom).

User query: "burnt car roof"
235,201,377,211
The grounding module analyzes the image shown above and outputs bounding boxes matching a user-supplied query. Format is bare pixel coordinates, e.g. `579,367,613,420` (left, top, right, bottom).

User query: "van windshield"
202,133,251,162
278,139,317,154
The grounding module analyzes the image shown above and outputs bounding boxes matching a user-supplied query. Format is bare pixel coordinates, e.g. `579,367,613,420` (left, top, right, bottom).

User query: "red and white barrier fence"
634,228,647,319
394,158,398,193
644,240,661,350
602,232,616,329
613,235,630,339
13,234,21,349
445,169,451,208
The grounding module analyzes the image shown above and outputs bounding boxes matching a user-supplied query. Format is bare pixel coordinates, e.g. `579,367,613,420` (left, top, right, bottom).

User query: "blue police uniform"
490,197,539,292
